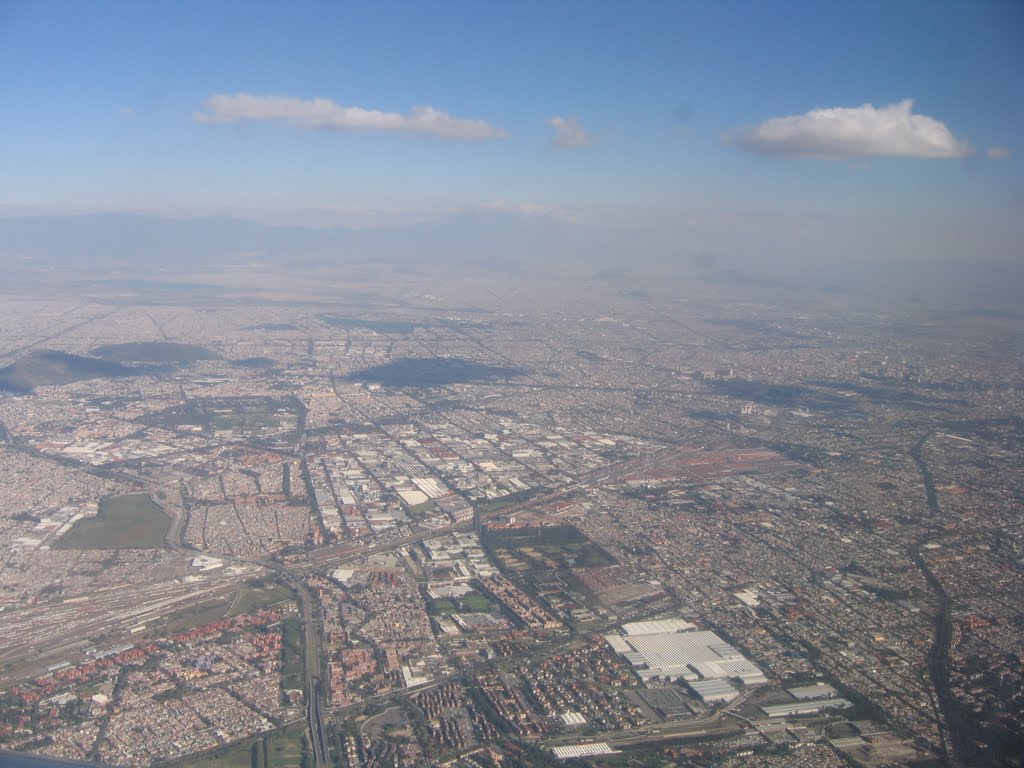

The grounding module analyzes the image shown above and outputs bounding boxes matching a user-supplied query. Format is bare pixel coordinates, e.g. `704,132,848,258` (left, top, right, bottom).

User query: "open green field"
410,499,437,515
280,616,305,693
55,493,170,549
427,590,494,615
228,580,296,617
161,600,233,634
140,397,300,437
170,722,308,768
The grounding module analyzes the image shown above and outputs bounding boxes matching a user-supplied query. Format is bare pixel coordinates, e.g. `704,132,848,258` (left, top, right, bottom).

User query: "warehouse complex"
604,620,768,687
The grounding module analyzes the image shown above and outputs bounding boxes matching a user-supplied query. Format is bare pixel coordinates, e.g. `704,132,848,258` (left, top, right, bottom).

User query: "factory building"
787,683,840,700
761,699,852,718
688,678,740,703
552,743,620,759
604,621,767,686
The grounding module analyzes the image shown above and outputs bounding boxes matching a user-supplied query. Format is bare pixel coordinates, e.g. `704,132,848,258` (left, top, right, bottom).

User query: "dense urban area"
1,264,1021,768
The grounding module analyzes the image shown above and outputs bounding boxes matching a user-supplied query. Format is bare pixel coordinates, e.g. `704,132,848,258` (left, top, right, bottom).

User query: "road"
160,445,684,766
909,430,962,768
542,693,751,750
0,443,684,767
161,493,331,766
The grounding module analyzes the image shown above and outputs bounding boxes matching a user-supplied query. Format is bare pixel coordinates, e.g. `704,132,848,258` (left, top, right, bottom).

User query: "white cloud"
737,99,970,159
987,145,1010,160
193,93,506,140
547,116,591,149
120,106,134,116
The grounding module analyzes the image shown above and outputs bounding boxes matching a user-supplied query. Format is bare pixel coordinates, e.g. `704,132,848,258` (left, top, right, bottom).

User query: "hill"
0,350,136,392
232,357,277,369
91,341,220,363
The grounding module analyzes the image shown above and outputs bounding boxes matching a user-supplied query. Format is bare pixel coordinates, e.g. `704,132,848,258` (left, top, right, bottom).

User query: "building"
604,623,768,686
689,678,739,703
761,699,852,718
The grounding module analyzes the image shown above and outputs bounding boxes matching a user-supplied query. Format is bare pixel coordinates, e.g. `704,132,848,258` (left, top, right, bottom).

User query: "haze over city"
0,3,1022,768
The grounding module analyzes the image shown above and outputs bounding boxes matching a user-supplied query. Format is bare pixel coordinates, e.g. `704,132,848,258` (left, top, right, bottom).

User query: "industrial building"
561,711,588,726
552,743,620,759
787,683,840,700
688,678,740,703
604,622,768,686
620,618,697,636
760,699,852,718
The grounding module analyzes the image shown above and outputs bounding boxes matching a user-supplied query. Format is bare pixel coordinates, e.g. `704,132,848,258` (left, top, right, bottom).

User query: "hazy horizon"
2,0,1022,270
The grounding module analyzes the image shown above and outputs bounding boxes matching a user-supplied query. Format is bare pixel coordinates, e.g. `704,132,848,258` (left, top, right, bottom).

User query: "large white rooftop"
606,626,767,685
689,678,739,702
620,618,697,636
552,743,619,759
787,683,839,700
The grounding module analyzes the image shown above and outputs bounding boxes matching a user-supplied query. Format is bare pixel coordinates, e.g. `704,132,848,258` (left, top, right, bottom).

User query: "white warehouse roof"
606,626,767,686
620,618,697,636
552,743,619,759
689,678,739,702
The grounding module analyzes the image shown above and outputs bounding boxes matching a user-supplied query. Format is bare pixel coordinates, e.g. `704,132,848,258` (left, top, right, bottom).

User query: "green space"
361,706,411,739
427,590,494,615
169,721,308,768
461,592,494,611
228,580,295,617
140,397,300,436
233,356,277,369
280,616,305,696
410,499,436,515
343,356,524,387
429,598,457,614
54,493,170,549
161,600,231,634
153,680,189,702
265,724,308,768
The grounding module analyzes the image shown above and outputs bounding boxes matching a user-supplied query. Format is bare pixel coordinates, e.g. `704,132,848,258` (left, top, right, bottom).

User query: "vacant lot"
169,722,308,768
229,579,296,617
55,493,170,549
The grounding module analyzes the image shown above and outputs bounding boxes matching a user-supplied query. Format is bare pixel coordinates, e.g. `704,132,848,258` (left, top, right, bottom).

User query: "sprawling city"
2,2,1022,767
0,259,1021,767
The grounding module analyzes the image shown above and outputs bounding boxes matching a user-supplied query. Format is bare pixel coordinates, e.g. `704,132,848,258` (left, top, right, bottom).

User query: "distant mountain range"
0,210,578,272
3,211,1023,307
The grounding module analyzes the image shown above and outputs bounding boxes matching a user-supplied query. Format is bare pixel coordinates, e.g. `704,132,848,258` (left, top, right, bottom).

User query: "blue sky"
0,0,1021,260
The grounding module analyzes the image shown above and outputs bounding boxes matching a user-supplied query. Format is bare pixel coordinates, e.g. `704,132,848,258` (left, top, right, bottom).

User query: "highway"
162,494,331,767
180,478,600,766
157,446,682,766
0,445,685,767
0,442,686,767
